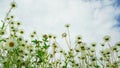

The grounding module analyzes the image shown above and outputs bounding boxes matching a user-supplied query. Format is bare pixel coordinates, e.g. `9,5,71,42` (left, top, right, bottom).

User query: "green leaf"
37,50,44,57
1,20,5,29
32,39,40,44
43,42,49,49
0,39,4,42
43,45,49,49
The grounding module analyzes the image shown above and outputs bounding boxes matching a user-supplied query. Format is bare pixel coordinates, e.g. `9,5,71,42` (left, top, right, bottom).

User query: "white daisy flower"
5,38,18,50
0,29,6,35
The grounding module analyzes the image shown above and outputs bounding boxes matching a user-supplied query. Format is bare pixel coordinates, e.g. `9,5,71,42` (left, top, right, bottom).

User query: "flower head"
103,35,111,42
10,15,14,19
17,22,21,26
116,42,120,47
0,29,5,35
77,35,82,40
65,24,70,28
91,42,96,47
6,38,18,50
33,31,37,35
20,30,24,34
62,32,67,38
11,2,16,8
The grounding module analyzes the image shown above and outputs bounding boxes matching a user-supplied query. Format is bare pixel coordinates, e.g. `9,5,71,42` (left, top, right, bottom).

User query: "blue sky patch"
115,15,120,27
114,0,120,7
114,0,120,28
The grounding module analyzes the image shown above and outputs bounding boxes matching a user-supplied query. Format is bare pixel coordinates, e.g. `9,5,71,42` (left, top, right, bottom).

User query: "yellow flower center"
9,42,14,47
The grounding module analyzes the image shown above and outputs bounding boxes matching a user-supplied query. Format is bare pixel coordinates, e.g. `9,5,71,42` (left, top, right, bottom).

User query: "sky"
0,0,120,47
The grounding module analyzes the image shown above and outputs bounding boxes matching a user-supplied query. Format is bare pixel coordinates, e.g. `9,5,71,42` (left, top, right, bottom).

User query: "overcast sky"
0,0,120,46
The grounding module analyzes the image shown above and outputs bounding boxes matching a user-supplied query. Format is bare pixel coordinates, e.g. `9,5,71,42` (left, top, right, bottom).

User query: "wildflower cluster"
0,1,120,68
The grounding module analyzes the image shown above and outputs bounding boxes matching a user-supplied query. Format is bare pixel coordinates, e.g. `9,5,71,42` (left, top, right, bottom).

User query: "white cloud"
0,0,120,47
